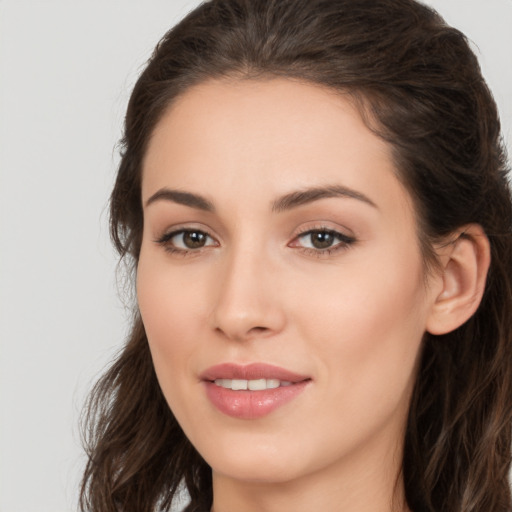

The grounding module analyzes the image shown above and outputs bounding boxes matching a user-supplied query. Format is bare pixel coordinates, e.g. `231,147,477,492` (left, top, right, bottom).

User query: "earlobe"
426,224,490,335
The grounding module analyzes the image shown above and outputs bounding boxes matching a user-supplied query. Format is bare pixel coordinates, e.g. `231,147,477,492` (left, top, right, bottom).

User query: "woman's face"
137,78,439,486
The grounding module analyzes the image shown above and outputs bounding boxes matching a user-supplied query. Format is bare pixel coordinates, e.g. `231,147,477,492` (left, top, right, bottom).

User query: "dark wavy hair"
80,1,512,511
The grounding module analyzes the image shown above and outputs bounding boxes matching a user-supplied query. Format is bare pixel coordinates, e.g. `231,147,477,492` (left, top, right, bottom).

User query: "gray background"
1,1,511,511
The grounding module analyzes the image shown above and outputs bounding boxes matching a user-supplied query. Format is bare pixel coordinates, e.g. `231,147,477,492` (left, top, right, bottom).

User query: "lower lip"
204,381,309,419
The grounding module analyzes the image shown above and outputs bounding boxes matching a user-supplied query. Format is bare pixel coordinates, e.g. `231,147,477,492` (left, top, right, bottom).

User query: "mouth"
200,363,311,419
212,378,294,390
200,362,310,383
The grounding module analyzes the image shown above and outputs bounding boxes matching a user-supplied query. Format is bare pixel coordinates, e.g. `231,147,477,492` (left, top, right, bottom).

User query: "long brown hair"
80,1,512,511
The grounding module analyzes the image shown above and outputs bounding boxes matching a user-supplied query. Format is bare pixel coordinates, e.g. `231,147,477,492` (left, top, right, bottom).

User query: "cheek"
294,244,428,408
136,253,206,393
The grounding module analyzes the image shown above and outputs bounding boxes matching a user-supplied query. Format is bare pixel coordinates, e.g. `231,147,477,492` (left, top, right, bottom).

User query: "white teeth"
266,379,280,389
231,379,247,390
214,378,293,390
248,378,266,391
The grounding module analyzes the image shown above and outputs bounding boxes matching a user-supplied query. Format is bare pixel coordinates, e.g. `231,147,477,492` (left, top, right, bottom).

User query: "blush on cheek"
311,260,425,380
138,266,202,373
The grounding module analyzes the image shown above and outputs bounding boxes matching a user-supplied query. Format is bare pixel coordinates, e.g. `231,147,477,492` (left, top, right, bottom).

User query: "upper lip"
200,363,310,382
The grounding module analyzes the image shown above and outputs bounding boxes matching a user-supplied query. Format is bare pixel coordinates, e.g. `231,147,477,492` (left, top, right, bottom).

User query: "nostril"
214,324,271,342
249,326,269,334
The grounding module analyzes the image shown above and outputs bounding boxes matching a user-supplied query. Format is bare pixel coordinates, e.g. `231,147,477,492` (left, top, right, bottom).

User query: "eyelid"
288,224,356,255
292,229,355,246
152,222,356,257
292,222,355,241
154,225,219,254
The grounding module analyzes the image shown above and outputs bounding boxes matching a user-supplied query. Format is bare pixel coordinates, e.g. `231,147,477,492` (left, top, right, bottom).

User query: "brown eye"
182,231,208,248
293,229,356,253
310,231,336,249
156,229,217,253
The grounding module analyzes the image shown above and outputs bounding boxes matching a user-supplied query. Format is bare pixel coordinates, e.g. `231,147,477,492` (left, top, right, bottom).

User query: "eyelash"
154,228,218,256
292,227,356,257
154,227,356,257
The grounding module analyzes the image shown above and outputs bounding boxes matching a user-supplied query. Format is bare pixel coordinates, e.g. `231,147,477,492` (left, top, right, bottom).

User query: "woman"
80,0,512,511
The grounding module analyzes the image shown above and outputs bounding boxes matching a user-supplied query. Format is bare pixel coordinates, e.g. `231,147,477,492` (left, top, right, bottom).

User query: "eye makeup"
153,223,357,259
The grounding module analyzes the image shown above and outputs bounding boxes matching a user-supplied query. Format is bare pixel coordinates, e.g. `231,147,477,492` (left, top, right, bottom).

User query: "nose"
210,246,286,342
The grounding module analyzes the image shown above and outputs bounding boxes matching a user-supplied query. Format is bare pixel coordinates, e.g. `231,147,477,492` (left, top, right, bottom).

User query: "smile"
200,363,311,419
214,378,292,390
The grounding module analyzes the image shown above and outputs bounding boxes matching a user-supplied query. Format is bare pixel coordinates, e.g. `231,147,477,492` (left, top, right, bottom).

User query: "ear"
426,224,490,335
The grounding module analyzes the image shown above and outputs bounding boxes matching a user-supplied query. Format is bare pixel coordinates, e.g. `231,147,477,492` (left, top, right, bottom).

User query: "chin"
201,434,309,484
211,458,303,484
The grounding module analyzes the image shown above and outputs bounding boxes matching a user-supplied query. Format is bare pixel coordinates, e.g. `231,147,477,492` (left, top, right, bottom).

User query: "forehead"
145,78,381,161
142,77,413,219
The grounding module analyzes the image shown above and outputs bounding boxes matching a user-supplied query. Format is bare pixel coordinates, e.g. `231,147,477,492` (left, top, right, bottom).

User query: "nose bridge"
211,237,284,341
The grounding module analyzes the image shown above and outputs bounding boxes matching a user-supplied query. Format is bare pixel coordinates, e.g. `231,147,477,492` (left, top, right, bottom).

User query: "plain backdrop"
0,1,511,511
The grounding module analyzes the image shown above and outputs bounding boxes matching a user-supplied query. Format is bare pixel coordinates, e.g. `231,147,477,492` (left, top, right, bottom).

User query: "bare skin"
137,78,489,512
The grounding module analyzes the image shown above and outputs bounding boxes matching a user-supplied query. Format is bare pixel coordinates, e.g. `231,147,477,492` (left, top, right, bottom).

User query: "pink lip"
200,362,308,382
200,363,311,420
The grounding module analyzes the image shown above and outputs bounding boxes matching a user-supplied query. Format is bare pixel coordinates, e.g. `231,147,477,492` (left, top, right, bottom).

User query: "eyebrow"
145,188,215,212
271,185,378,212
144,184,377,213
